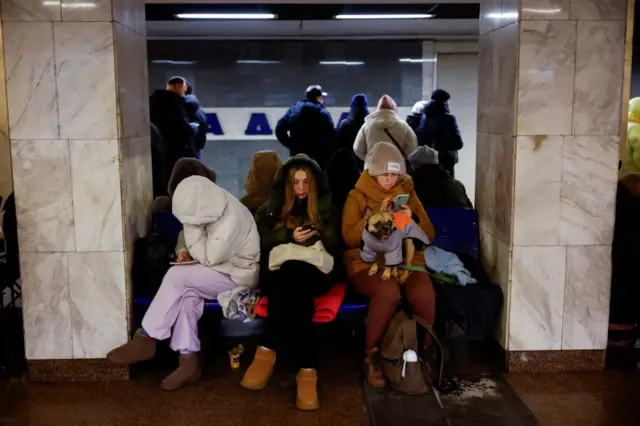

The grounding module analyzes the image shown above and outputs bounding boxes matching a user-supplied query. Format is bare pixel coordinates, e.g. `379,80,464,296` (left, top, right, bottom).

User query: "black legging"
261,260,331,369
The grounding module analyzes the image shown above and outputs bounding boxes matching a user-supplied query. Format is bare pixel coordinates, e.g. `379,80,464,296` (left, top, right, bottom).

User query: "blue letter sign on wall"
245,113,273,136
206,113,224,135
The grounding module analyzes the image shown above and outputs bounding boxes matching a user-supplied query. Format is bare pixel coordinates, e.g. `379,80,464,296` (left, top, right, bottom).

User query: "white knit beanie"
367,142,406,176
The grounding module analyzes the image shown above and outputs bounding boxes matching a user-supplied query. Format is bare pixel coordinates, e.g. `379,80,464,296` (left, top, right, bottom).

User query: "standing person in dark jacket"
184,85,208,159
408,146,472,209
275,85,336,170
336,94,369,154
417,89,464,178
150,123,168,199
325,94,369,208
149,76,197,178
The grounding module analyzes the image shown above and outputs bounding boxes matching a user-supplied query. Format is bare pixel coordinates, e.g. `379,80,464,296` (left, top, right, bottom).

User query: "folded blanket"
269,240,334,274
425,246,478,286
255,283,347,323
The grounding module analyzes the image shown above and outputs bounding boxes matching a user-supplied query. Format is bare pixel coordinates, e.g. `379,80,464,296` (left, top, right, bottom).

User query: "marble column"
1,0,152,381
476,0,628,372
422,41,436,99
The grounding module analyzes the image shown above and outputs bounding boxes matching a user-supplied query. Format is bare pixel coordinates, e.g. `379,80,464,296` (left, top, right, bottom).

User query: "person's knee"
371,282,401,307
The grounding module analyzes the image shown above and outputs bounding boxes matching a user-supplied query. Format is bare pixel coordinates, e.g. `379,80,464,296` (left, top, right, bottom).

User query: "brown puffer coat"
240,151,283,214
341,170,435,279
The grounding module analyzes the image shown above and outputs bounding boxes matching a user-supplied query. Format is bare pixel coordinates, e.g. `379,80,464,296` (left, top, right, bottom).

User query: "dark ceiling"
145,3,480,21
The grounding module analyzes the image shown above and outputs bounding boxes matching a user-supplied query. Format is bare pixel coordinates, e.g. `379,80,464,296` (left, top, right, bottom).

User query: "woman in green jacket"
241,154,341,411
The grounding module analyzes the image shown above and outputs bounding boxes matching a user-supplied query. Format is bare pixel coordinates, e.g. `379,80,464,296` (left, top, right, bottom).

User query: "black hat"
305,84,327,100
431,88,451,103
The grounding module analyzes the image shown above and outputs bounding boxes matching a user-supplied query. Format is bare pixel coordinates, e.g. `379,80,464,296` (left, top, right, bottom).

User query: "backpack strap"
414,315,444,389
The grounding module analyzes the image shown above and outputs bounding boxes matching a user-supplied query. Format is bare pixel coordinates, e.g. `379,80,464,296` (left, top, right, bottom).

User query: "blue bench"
133,208,479,314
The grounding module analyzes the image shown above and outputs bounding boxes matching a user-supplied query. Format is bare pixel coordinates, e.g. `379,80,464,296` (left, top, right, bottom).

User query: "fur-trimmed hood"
264,154,333,221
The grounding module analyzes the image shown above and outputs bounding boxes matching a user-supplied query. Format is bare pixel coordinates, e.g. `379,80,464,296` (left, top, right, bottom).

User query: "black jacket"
406,112,423,132
417,101,464,165
411,164,472,209
275,100,336,170
149,90,196,167
150,123,168,198
325,147,362,210
184,94,208,151
336,105,367,170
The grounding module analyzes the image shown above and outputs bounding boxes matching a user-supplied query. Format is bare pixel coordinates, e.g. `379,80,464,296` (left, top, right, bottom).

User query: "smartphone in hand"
301,224,316,232
393,194,410,211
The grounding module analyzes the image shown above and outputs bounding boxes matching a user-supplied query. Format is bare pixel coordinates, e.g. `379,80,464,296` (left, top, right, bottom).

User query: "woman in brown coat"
342,142,436,388
240,150,283,215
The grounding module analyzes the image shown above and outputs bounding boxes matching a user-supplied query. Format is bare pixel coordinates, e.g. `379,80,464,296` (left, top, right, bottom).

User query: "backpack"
379,290,444,395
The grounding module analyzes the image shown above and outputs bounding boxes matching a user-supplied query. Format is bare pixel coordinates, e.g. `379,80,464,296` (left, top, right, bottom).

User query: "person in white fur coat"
353,94,418,169
107,160,260,391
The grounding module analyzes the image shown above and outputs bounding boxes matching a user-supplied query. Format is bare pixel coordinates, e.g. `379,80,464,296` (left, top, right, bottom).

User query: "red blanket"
255,283,347,323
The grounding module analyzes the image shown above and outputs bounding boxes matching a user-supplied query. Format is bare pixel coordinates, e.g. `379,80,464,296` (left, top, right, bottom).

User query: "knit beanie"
350,93,368,109
408,146,439,169
377,94,398,112
368,142,406,176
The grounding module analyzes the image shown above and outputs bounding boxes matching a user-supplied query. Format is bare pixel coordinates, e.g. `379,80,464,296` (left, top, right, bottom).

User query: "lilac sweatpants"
141,264,235,353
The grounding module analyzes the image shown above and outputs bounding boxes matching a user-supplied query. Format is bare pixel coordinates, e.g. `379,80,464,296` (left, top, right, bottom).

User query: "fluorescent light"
399,58,436,63
319,61,364,66
175,13,276,20
43,1,97,7
152,60,198,65
335,13,433,20
237,60,281,64
486,12,519,19
522,8,562,14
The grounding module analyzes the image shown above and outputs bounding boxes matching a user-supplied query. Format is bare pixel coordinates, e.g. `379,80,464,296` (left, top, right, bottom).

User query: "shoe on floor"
106,329,156,365
296,369,319,411
241,346,276,390
161,353,202,391
364,348,386,389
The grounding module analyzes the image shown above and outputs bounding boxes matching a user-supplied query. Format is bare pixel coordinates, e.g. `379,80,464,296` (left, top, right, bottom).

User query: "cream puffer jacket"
353,109,418,168
172,176,260,288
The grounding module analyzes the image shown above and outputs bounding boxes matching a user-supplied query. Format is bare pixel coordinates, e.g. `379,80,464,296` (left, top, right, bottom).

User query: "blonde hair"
278,166,323,230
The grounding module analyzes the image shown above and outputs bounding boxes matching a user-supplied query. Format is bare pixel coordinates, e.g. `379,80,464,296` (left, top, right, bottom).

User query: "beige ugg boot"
296,369,319,411
241,346,276,390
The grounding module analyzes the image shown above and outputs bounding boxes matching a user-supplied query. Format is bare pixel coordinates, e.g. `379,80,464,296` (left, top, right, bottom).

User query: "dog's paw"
391,267,398,279
368,264,379,276
381,268,392,281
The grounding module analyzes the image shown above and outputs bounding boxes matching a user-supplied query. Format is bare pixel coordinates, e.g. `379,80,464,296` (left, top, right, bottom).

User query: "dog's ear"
382,202,394,213
363,206,374,221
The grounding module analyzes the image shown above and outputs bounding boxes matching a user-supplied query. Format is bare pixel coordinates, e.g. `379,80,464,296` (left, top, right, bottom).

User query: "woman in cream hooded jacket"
353,95,418,168
107,161,260,392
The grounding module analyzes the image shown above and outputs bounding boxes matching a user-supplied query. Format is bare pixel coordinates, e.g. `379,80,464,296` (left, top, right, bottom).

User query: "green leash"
398,265,456,285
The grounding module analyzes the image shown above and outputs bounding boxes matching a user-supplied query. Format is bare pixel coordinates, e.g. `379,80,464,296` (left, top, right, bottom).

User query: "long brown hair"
278,166,323,230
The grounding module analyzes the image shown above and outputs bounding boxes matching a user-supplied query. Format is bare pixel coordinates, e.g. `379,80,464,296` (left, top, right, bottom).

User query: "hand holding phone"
393,194,410,211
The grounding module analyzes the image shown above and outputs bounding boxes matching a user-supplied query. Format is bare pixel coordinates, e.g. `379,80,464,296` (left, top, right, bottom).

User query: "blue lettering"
337,112,349,127
206,113,224,135
245,113,273,136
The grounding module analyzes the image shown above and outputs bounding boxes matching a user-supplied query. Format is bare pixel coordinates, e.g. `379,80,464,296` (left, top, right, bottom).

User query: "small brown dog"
361,206,416,282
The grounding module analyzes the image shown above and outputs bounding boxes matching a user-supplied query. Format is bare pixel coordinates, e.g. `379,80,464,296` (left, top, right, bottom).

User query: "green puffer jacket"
254,154,342,270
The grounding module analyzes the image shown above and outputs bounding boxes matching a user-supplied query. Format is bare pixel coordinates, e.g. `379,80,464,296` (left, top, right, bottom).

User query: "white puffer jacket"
353,109,418,168
172,176,260,288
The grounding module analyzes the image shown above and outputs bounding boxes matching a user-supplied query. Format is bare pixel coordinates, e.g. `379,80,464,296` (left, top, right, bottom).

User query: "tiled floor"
508,371,640,426
1,334,639,426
